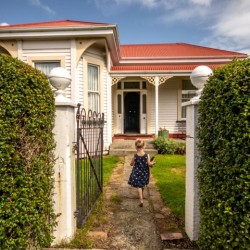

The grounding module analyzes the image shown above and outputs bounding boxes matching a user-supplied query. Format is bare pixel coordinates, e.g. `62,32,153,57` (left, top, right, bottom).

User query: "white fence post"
184,101,200,240
49,68,77,244
52,102,77,244
183,66,213,241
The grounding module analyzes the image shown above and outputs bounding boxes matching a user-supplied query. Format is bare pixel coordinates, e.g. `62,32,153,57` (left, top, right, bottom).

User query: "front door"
124,92,140,133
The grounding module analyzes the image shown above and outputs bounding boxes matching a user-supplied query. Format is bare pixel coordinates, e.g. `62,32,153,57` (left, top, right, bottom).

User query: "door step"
109,139,158,156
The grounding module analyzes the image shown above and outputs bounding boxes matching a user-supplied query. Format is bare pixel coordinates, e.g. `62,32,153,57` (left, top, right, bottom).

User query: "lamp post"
48,67,72,102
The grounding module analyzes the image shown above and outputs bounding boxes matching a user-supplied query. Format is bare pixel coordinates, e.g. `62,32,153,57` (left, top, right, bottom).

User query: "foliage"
0,53,56,249
197,58,250,249
153,137,186,155
151,155,186,217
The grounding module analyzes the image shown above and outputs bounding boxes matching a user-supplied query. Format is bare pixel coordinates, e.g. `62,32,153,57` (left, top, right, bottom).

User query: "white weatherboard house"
0,20,247,151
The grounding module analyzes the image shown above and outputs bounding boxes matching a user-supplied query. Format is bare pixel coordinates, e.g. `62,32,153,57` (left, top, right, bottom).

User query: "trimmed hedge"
0,54,56,249
197,59,250,249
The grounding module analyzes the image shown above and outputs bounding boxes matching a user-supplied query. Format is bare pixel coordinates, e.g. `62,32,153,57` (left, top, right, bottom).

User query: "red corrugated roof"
111,63,226,72
0,20,247,73
0,20,110,29
120,43,246,58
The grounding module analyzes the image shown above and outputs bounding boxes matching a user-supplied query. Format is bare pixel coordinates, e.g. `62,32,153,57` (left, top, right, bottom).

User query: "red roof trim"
0,20,111,29
0,20,247,72
111,63,226,72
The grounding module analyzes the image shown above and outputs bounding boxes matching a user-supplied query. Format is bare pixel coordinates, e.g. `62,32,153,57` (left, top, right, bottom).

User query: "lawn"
103,155,121,185
151,154,186,218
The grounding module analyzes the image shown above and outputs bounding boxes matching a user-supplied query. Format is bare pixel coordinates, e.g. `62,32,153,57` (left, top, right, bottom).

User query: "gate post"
49,68,77,244
183,100,200,241
183,66,213,241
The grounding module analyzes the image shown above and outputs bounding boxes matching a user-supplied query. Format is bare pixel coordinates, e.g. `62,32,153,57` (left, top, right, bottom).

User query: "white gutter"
0,29,115,39
110,71,192,77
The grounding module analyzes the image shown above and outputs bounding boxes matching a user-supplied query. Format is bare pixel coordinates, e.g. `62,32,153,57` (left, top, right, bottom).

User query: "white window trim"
28,56,65,69
178,78,197,121
83,56,104,113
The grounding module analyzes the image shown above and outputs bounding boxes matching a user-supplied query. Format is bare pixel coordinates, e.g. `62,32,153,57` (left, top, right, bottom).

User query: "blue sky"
1,0,250,55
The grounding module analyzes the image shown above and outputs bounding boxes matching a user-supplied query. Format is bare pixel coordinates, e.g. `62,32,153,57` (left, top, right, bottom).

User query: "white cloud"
92,0,169,10
159,0,213,22
189,0,212,6
202,0,250,54
91,0,250,54
137,0,158,8
28,0,55,15
0,22,9,26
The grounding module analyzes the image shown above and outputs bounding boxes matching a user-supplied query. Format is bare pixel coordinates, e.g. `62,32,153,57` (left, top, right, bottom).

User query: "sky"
1,0,250,55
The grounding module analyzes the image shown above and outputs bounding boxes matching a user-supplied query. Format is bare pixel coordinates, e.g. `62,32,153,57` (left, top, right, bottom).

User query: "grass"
54,155,120,249
103,155,121,185
151,154,186,218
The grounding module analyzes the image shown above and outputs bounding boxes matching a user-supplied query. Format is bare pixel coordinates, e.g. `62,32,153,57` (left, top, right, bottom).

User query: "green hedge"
197,59,250,249
0,54,56,249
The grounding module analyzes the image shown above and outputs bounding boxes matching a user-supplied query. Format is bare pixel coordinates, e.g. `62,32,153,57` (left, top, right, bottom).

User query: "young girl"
128,139,155,207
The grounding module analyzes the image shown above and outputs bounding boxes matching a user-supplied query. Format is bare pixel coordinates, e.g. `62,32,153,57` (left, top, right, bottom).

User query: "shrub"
197,58,250,249
0,54,56,249
174,140,186,155
153,137,185,155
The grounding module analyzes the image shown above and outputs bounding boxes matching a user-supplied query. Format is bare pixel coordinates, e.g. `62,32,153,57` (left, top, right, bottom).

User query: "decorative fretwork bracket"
159,76,173,86
141,76,173,86
141,76,155,85
111,76,126,86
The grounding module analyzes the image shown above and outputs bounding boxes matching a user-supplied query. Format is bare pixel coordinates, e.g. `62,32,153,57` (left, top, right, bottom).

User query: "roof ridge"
178,42,247,55
121,43,180,46
0,19,111,28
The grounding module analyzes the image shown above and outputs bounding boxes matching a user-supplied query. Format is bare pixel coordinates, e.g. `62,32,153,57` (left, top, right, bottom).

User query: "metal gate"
75,103,104,228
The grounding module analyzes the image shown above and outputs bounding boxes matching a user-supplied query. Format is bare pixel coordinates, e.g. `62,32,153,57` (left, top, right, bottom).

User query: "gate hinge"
72,142,78,153
74,210,79,218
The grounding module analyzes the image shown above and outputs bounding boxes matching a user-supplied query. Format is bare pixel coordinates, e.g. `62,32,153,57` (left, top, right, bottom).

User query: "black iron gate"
75,103,104,228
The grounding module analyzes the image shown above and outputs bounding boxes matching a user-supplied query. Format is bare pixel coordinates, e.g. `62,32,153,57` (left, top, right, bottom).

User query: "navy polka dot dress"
128,153,150,188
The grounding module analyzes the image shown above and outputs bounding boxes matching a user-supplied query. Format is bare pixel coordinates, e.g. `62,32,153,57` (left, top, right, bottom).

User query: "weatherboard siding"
77,58,84,104
22,40,72,98
101,62,109,150
79,48,110,150
150,78,179,134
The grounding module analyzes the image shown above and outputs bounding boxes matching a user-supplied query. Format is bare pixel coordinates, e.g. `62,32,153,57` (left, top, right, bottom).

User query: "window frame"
87,63,100,113
34,61,61,76
28,56,65,70
178,79,197,120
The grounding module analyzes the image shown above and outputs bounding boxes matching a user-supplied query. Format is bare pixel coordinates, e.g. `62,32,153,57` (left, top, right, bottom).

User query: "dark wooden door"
124,92,140,133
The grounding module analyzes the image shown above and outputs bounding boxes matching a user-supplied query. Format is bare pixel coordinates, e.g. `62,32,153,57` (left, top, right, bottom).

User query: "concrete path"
104,155,183,250
45,153,198,250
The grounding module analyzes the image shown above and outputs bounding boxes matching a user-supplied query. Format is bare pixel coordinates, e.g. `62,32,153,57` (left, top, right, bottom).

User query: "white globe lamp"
190,65,213,94
48,67,72,102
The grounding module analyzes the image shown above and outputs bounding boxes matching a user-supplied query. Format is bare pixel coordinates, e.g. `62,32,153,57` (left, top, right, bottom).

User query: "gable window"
181,80,197,119
88,64,100,112
34,61,60,75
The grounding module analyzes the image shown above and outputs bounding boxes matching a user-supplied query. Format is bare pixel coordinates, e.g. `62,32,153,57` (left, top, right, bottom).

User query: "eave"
0,24,121,64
